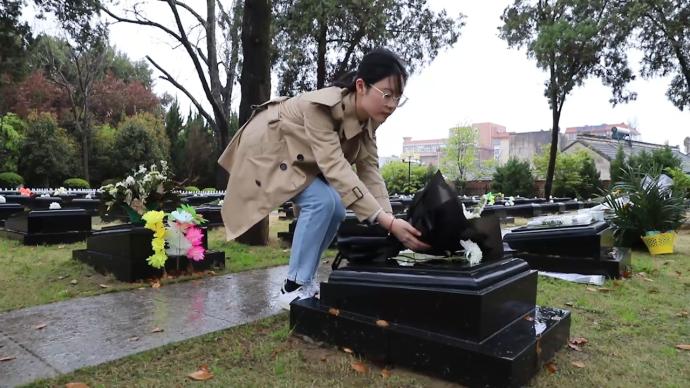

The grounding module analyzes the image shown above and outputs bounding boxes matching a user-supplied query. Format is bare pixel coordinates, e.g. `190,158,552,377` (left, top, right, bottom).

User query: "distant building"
562,134,690,180
401,137,446,165
564,123,640,143
509,130,566,166
471,122,510,165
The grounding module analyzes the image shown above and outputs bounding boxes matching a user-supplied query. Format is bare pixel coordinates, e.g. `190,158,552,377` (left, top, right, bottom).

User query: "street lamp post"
401,153,419,195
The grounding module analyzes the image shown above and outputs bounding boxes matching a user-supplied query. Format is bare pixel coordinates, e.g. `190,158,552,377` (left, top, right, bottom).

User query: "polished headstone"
2,209,91,244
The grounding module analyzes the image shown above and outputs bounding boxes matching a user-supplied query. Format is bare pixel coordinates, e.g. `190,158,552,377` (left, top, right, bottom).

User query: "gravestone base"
518,249,632,278
1,209,91,244
292,301,569,388
290,257,570,387
0,203,24,227
73,224,225,282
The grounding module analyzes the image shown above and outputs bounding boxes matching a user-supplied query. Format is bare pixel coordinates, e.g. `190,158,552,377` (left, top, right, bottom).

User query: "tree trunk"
315,13,328,89
236,0,272,246
544,95,560,199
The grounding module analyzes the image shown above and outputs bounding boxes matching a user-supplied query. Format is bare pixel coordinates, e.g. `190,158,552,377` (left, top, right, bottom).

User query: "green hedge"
184,186,200,192
63,178,91,189
0,172,24,188
100,178,121,188
202,187,216,192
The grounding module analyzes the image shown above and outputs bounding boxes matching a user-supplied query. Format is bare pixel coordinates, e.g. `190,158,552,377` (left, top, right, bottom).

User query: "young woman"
218,48,430,310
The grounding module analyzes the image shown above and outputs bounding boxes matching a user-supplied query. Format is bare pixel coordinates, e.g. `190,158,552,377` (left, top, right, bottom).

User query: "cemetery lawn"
0,214,294,313
31,230,690,387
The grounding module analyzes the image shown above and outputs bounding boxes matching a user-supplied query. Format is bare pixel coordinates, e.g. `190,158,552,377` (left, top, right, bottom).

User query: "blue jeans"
287,177,346,284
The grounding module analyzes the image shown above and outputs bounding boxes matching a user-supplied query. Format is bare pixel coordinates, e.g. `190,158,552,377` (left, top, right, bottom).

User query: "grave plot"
2,209,92,244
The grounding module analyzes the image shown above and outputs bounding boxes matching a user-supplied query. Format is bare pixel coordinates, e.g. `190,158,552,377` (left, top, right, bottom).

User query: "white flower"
0,195,5,203
218,199,224,206
85,194,92,199
509,196,515,202
169,210,193,223
49,202,61,210
165,224,192,256
460,239,482,265
125,176,136,187
462,203,480,219
138,165,146,174
40,193,50,198
53,187,68,196
109,188,118,197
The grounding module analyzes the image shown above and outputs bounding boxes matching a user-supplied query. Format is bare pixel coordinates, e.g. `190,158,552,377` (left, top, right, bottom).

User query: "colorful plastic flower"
147,251,168,269
185,226,204,246
142,210,166,229
187,245,205,261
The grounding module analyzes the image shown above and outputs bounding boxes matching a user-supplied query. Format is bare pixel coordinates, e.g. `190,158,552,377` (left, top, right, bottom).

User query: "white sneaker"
277,278,321,310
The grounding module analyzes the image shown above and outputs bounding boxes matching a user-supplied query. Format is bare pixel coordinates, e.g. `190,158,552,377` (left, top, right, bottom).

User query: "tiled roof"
563,134,690,173
565,123,640,136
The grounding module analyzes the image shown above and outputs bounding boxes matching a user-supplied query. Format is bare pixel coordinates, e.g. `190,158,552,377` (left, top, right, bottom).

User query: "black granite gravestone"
0,203,24,226
63,198,101,215
2,209,91,244
195,206,223,227
181,195,213,207
73,224,225,282
30,196,64,210
503,221,631,278
291,213,570,386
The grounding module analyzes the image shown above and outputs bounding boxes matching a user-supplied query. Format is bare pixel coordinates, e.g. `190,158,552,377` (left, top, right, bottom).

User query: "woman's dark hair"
332,47,408,93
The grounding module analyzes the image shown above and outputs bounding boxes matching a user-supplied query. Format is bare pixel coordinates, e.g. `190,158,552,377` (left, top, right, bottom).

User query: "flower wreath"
142,205,208,269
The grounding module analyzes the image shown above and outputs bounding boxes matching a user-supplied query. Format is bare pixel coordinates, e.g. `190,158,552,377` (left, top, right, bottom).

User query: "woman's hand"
378,213,431,251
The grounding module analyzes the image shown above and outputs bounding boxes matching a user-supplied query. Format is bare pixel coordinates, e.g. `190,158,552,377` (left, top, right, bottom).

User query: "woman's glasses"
369,84,409,107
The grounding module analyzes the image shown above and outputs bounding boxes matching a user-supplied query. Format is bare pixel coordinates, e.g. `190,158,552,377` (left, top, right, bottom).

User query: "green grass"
0,214,295,313
26,231,690,387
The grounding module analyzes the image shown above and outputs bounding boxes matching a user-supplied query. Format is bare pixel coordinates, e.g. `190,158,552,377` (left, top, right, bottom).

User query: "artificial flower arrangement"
19,187,32,197
142,205,208,269
53,187,68,196
100,161,179,224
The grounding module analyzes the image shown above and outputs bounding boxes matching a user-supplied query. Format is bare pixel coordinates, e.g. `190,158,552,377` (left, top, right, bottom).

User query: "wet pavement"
0,264,331,387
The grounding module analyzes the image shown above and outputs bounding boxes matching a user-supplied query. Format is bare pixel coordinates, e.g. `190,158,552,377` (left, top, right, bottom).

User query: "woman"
218,48,430,310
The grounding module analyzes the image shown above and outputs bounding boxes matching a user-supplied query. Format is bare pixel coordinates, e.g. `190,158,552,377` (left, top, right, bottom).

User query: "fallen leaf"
545,362,558,374
351,361,368,373
57,245,65,249
151,281,160,289
188,365,214,381
381,368,392,379
375,319,389,327
586,287,597,292
328,308,340,317
70,279,78,285
57,275,68,280
565,302,574,307
571,361,585,368
597,287,612,293
524,315,534,321
536,338,542,356
675,271,682,276
568,343,582,352
128,336,139,342
98,284,110,289
638,272,647,277
342,347,353,354
0,356,16,362
320,356,327,362
643,277,654,282
65,383,89,388
33,323,47,330
570,337,589,346
648,287,659,294
676,344,690,350
676,311,689,318
151,327,164,333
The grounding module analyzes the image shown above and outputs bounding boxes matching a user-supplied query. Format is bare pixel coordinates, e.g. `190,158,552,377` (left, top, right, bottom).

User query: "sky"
27,1,690,157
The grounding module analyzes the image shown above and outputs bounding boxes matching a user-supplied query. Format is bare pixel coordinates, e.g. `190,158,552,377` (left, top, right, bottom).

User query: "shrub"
63,178,90,189
202,187,216,192
100,178,121,188
185,186,200,192
604,166,687,247
0,172,24,188
112,113,170,178
380,161,433,195
492,159,535,196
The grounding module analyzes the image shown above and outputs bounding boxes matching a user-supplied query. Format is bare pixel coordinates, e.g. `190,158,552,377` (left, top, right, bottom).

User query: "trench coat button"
279,163,287,171
296,154,304,161
255,180,261,187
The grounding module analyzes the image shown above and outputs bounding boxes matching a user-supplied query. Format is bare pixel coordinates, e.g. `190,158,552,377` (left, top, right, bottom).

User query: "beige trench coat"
218,86,392,240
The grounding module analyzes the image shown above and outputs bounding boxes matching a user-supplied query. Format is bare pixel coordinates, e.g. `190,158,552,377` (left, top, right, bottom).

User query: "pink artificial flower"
19,187,32,197
185,226,204,246
187,245,205,261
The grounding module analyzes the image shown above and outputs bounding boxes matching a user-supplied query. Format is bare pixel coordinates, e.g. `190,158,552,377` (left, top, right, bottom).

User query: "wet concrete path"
0,264,331,387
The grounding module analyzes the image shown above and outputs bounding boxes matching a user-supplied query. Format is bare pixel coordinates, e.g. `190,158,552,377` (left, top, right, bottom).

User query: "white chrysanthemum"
0,195,5,203
218,199,224,206
169,210,193,223
460,239,482,265
125,176,136,187
49,202,61,210
165,225,192,256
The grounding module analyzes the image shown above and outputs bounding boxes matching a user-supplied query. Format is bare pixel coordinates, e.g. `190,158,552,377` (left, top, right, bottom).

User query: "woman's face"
355,75,405,124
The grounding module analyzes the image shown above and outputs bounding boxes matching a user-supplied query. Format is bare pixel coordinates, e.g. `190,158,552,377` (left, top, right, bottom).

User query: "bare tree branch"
146,55,216,127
